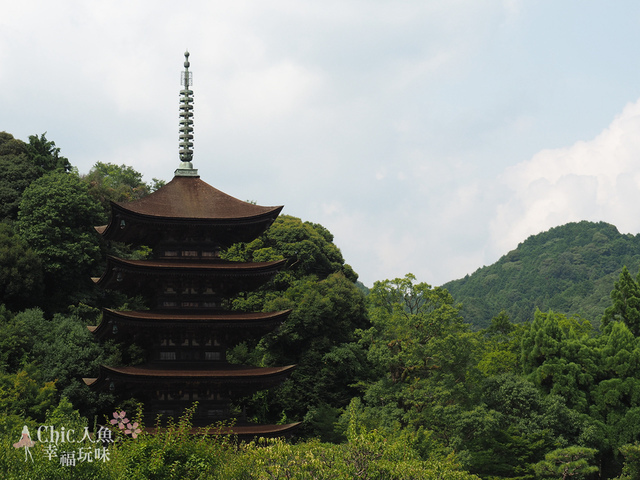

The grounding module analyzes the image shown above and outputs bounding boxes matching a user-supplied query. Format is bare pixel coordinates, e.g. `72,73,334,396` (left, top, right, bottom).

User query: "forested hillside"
4,131,640,479
444,221,640,329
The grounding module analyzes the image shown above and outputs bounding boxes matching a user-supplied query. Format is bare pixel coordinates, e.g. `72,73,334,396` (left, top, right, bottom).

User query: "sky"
3,1,640,287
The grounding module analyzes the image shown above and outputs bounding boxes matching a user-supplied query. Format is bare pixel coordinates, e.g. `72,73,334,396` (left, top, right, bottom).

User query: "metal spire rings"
175,50,198,177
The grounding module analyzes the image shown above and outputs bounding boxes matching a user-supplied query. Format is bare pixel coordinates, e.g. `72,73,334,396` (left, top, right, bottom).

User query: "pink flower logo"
125,422,142,439
110,411,142,438
110,411,129,430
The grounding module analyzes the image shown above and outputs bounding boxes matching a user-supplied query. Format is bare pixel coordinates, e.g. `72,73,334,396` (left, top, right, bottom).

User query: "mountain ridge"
443,220,640,329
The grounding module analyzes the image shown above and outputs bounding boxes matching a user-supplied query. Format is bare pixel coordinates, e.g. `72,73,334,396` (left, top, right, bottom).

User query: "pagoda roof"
89,309,291,338
84,364,295,389
97,176,283,245
114,176,281,220
93,256,286,291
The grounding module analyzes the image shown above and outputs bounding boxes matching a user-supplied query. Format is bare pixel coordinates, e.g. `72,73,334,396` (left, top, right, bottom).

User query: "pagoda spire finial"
175,50,199,177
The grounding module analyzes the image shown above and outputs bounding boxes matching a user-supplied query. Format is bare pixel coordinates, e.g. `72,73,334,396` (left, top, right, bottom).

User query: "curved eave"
93,256,286,290
97,176,283,244
99,203,283,244
117,176,280,219
84,364,295,389
89,309,292,338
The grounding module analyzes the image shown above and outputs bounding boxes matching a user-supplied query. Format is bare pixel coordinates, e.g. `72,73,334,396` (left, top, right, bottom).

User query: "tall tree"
357,274,478,436
16,172,105,311
533,446,599,480
25,133,72,174
14,308,116,417
223,215,367,436
602,266,640,336
476,311,524,376
82,162,164,216
0,132,73,221
0,133,39,220
0,222,44,311
521,310,597,412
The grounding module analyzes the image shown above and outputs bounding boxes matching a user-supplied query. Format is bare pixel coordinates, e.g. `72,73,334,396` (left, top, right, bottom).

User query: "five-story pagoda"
83,52,298,436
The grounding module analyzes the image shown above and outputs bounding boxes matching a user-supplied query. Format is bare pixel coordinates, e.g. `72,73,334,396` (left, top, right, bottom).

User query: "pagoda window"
183,250,198,257
164,250,179,257
181,337,189,346
202,251,215,257
182,285,198,294
164,284,176,294
159,351,176,361
160,336,176,346
202,301,216,308
207,409,225,418
182,301,199,308
162,301,178,307
204,287,215,295
205,351,221,361
192,337,200,346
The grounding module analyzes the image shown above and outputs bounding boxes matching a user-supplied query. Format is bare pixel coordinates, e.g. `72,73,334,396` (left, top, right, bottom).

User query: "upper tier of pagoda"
96,176,283,248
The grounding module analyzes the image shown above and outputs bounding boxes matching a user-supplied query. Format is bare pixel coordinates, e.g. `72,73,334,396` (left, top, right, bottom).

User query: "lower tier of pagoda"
84,364,297,432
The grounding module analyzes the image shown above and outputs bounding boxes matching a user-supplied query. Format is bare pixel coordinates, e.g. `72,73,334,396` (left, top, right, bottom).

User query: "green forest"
444,221,640,330
1,131,640,479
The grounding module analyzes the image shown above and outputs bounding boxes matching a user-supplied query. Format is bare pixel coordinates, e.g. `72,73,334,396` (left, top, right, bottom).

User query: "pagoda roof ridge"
84,363,296,388
93,255,286,287
88,309,292,338
111,176,282,221
101,308,292,321
103,364,295,375
93,256,286,294
96,177,283,246
94,255,286,276
104,256,286,269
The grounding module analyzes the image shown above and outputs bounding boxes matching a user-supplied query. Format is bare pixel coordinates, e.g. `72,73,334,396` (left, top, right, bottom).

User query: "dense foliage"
222,215,368,435
17,172,106,312
3,132,640,478
0,404,479,479
0,133,71,221
444,221,640,329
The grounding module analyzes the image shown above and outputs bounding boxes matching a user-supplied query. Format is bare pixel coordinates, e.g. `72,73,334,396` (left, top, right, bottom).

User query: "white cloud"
5,0,640,290
491,99,640,254
218,61,324,125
